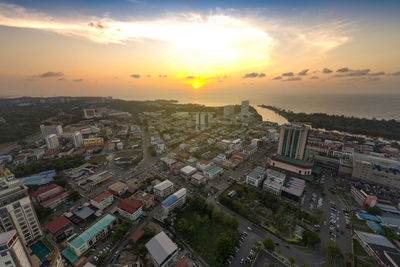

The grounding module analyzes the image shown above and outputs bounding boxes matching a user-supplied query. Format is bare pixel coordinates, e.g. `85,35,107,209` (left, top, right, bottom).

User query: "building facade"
277,124,309,160
72,132,83,148
153,180,174,200
0,230,32,267
195,112,212,131
45,134,60,149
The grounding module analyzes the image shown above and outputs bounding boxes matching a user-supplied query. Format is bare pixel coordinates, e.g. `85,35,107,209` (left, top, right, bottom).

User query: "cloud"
336,67,350,73
242,72,258,78
368,72,385,76
335,69,370,77
309,76,319,79
258,73,266,78
186,76,195,79
298,69,309,76
158,75,168,78
73,79,84,82
272,76,282,80
322,68,332,74
58,78,65,81
282,77,301,82
389,71,400,76
33,71,64,78
130,74,140,78
282,72,294,77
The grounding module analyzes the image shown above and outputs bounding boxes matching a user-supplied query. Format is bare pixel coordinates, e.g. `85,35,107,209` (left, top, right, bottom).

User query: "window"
4,260,12,265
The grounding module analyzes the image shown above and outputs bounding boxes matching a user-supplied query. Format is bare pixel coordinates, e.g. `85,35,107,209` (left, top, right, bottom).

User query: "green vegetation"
132,228,155,258
382,225,400,242
96,252,109,267
263,238,275,251
262,105,400,140
88,154,107,164
34,204,52,221
288,256,296,266
366,206,382,216
174,196,239,266
113,220,132,243
67,190,80,202
13,156,84,177
148,146,157,157
324,242,343,264
353,239,369,257
302,228,321,248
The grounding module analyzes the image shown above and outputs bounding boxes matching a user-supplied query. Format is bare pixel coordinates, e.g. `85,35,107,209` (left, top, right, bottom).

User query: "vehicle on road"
247,226,252,231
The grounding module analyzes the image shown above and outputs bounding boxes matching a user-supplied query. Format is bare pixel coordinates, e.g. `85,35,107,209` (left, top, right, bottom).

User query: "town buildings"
108,181,128,196
45,216,73,242
277,124,309,160
72,132,83,148
246,166,266,187
161,188,187,217
0,230,32,267
30,183,68,210
195,112,212,131
90,191,114,210
145,231,179,267
45,134,60,149
154,180,174,200
117,198,143,221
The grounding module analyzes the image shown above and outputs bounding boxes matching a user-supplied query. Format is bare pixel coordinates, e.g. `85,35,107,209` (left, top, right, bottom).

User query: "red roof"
31,184,59,197
117,198,142,214
44,148,57,156
41,191,68,207
15,155,26,160
128,186,136,194
45,216,71,233
92,191,112,203
199,160,209,165
130,229,144,242
172,161,185,169
174,260,188,267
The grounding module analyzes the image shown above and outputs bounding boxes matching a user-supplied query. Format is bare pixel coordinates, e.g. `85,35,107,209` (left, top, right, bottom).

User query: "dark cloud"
390,71,400,76
35,71,64,78
336,67,350,73
158,75,168,78
130,74,140,79
58,78,65,81
88,21,106,29
186,76,195,79
282,77,301,82
258,73,266,78
368,72,385,76
335,69,370,77
282,72,294,77
73,79,84,82
322,68,333,74
298,69,309,76
272,76,282,80
309,76,319,79
242,72,258,78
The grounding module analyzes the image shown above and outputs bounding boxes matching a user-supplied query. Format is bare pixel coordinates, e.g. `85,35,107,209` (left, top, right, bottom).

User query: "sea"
161,94,400,124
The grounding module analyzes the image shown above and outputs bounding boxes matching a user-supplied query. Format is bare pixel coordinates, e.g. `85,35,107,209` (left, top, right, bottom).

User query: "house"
246,166,266,187
117,198,143,221
171,162,185,175
203,165,223,179
145,231,179,267
153,180,174,200
132,191,154,209
196,160,211,172
180,165,197,179
191,172,206,185
90,191,114,210
45,216,73,242
30,183,68,210
108,181,128,196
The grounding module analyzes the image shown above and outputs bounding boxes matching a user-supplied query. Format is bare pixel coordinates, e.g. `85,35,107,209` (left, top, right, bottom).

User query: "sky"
0,0,400,101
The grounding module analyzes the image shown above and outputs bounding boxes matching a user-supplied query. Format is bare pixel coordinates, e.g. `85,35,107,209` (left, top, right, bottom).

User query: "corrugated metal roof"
356,230,396,248
154,180,173,191
161,188,186,207
145,231,178,266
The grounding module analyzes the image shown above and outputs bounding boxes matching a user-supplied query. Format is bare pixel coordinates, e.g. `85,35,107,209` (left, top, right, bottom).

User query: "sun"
190,79,204,90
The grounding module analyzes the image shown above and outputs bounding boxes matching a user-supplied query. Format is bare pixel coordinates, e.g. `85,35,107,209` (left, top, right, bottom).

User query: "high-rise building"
40,124,63,138
72,131,83,148
0,230,32,267
240,100,249,116
223,105,235,117
277,124,309,160
45,134,60,149
195,112,212,131
0,177,42,245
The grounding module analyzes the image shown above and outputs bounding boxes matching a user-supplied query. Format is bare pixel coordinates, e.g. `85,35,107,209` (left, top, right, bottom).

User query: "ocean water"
168,94,400,122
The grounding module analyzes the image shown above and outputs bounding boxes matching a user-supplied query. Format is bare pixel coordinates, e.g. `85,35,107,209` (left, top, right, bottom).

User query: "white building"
153,180,174,200
223,105,235,117
40,124,63,138
263,169,286,195
117,199,143,221
180,165,197,179
72,131,83,148
240,100,249,120
45,134,60,149
196,160,212,172
90,191,114,210
161,188,187,216
196,112,212,131
0,230,32,267
145,231,179,267
0,181,42,245
246,166,266,187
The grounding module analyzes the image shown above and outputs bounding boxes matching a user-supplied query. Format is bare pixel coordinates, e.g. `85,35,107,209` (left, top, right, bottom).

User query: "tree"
301,263,310,267
325,242,343,263
34,204,51,221
288,256,296,266
366,206,382,216
113,220,131,242
96,252,108,267
263,238,275,251
302,229,321,248
67,190,80,202
215,230,238,262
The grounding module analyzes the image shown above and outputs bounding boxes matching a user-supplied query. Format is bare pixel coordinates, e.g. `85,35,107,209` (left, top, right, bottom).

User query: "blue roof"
356,212,381,223
62,247,78,263
162,195,178,207
367,221,383,233
22,170,56,185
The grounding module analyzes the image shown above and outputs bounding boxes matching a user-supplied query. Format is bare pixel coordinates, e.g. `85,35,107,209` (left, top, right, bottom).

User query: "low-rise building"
83,138,104,147
180,165,197,179
154,180,174,200
117,198,143,221
246,166,266,187
162,188,187,217
45,216,73,242
263,169,286,195
267,155,314,182
203,165,223,179
108,181,128,196
30,183,68,210
196,160,211,172
62,214,117,265
281,177,306,201
191,172,206,185
145,231,179,267
132,191,154,209
87,171,112,186
350,186,377,207
90,191,114,210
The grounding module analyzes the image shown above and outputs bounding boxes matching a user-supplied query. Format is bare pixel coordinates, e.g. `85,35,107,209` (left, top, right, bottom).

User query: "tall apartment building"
45,134,60,149
153,180,174,200
240,100,249,116
223,105,235,117
40,124,63,138
277,124,309,160
195,112,212,131
0,230,32,267
0,178,42,245
72,131,83,148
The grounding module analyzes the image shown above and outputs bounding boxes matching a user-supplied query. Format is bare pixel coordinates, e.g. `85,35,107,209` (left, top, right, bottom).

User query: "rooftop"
0,230,15,245
92,191,112,203
45,216,71,233
205,165,223,175
118,198,142,213
273,155,313,168
74,206,95,220
154,180,173,191
145,231,178,266
130,229,144,242
162,188,186,207
180,165,197,175
109,181,126,191
31,183,60,197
